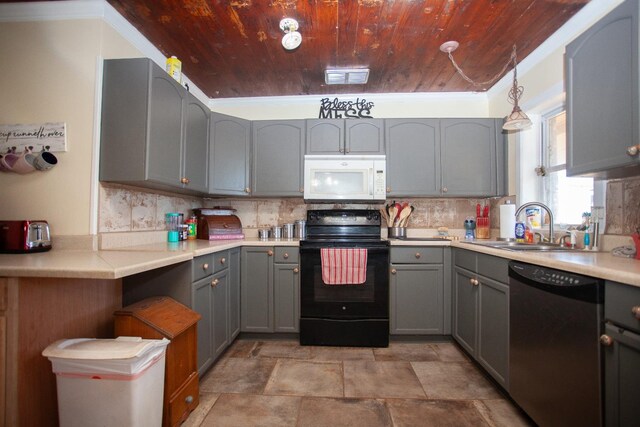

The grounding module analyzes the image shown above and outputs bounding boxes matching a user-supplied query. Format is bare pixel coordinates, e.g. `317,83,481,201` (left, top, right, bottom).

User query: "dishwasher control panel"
509,262,598,287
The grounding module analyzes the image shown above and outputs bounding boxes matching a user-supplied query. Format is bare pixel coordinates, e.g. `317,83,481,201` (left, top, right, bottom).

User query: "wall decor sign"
0,122,67,153
318,97,375,119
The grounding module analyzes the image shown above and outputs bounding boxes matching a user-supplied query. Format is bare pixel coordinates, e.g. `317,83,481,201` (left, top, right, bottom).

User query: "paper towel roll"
500,203,516,239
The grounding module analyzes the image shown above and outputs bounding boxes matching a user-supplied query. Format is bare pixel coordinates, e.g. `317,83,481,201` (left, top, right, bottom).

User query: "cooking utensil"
483,205,490,218
397,207,412,227
476,203,481,218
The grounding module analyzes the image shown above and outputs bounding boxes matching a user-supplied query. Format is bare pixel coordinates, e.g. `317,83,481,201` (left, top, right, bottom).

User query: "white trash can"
42,336,170,427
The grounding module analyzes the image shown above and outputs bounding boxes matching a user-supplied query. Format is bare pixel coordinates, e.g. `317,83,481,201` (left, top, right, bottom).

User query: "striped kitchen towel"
320,248,368,285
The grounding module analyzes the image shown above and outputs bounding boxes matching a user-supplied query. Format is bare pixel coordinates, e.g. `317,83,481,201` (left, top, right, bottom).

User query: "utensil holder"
388,227,406,239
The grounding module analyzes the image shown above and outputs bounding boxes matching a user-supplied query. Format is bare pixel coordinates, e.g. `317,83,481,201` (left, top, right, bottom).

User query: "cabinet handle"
632,306,640,319
599,334,614,347
442,187,448,193
626,144,640,156
220,257,226,265
283,253,289,259
245,187,251,193
181,177,190,184
185,395,194,404
346,148,350,153
299,187,304,193
415,252,421,259
391,268,397,274
267,250,273,256
211,278,219,287
339,148,344,153
387,187,391,193
202,263,209,270
293,267,299,273
469,278,479,286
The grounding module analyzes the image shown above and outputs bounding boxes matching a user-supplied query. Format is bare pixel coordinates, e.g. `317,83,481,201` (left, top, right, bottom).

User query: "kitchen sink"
462,240,578,251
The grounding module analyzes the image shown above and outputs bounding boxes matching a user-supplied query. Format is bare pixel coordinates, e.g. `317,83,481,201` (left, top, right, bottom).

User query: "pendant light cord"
447,44,518,90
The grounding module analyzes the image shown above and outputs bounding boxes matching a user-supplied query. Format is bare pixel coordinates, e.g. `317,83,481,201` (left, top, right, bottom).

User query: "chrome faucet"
515,202,554,243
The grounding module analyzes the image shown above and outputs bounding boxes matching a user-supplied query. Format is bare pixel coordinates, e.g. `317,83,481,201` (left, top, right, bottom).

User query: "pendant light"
440,42,532,131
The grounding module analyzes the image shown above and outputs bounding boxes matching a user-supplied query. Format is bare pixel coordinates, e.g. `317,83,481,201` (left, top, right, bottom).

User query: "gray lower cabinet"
385,118,506,197
252,120,305,196
389,247,448,335
385,119,440,197
452,248,509,389
209,112,251,196
192,274,214,374
241,246,299,333
602,280,640,427
100,58,210,195
566,0,640,178
306,119,384,155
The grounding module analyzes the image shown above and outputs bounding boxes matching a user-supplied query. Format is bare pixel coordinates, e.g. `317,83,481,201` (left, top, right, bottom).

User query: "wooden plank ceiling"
104,1,588,98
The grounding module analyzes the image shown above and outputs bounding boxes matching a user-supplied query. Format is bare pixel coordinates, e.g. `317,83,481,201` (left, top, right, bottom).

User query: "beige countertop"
1,237,638,287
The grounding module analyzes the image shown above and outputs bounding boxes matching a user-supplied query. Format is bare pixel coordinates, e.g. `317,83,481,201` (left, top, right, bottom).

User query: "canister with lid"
294,220,306,240
282,223,294,239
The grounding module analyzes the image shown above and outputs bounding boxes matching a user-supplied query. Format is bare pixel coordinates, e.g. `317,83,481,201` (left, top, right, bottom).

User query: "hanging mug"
0,148,19,172
33,149,58,171
10,147,37,174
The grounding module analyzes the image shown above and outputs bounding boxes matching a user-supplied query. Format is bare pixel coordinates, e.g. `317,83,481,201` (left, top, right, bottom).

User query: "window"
541,109,593,225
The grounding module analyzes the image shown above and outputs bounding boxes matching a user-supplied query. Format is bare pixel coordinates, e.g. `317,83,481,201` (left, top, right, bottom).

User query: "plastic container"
42,336,170,427
165,213,180,242
166,55,182,83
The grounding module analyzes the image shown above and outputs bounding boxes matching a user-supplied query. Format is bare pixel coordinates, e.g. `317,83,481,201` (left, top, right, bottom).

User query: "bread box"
197,214,244,240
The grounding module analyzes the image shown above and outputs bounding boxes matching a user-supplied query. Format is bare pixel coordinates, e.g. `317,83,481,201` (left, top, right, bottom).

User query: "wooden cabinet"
252,120,305,196
114,296,200,427
389,247,448,335
452,249,509,389
306,119,384,155
100,58,210,195
566,0,640,179
241,246,299,333
602,280,640,427
209,112,251,196
385,118,506,197
385,119,440,196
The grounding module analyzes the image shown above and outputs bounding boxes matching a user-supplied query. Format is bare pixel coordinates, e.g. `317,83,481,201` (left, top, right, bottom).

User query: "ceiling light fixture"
280,18,302,50
325,68,370,85
440,41,533,131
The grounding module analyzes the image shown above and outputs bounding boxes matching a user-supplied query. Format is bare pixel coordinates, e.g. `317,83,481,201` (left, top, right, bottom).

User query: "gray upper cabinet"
184,92,210,193
100,58,210,195
209,112,251,196
385,119,440,196
441,119,502,197
252,120,305,196
566,0,640,178
306,119,384,155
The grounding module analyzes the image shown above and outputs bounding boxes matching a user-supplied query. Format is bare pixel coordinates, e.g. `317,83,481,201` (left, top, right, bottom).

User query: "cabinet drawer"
391,247,443,264
274,247,299,263
168,371,199,427
606,281,640,333
192,254,215,281
454,248,476,271
213,250,229,273
477,253,509,284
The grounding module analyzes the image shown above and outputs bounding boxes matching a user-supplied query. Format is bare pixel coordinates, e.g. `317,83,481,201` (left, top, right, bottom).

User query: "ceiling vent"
325,68,370,85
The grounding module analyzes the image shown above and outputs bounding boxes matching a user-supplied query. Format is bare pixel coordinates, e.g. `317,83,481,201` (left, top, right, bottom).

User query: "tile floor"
183,338,534,427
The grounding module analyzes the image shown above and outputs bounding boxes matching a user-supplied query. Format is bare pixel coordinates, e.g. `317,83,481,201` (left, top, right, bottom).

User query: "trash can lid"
42,336,169,360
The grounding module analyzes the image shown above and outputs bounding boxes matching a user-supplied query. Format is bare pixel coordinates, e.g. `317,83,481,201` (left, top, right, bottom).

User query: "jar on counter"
186,215,197,240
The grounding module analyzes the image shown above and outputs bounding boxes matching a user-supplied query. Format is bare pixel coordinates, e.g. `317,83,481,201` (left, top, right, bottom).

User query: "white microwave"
303,155,386,202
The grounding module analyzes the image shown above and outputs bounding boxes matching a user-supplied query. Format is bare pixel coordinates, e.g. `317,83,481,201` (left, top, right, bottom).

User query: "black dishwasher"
509,261,604,427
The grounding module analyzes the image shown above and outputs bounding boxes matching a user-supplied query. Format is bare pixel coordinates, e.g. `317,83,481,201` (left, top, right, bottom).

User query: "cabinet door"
385,119,440,196
274,264,300,333
241,247,274,332
183,93,209,193
211,270,229,360
566,0,640,177
147,66,185,187
603,323,640,427
210,113,251,196
345,119,385,154
453,267,478,355
441,119,497,196
252,121,305,196
390,264,444,335
228,248,241,340
192,276,213,375
477,277,509,389
306,120,344,154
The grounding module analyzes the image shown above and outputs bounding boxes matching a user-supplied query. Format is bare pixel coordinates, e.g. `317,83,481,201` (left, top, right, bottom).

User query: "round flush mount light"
280,18,302,50
439,40,459,53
